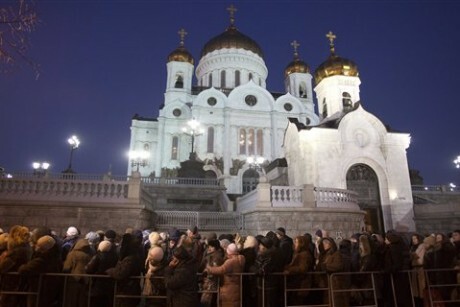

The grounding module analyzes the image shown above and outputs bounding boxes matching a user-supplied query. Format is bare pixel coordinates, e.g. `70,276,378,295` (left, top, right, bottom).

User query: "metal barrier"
1,269,459,306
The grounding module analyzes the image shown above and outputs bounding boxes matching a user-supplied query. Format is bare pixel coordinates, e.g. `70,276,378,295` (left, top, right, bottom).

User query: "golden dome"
285,59,310,77
314,31,359,84
200,25,264,58
284,40,309,77
167,46,194,65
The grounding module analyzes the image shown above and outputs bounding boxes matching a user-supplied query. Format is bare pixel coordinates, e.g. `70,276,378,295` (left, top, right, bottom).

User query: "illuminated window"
239,129,246,154
248,129,255,155
257,129,264,156
207,127,214,153
171,136,178,160
239,128,264,155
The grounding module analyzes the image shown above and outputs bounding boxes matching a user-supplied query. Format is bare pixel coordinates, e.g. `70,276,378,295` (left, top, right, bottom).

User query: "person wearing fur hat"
85,240,119,307
63,238,93,307
316,237,345,305
284,235,315,305
199,239,225,307
254,236,284,307
205,243,245,307
240,235,259,307
106,233,143,307
143,246,167,307
61,226,80,261
164,246,199,307
18,235,62,307
0,225,32,307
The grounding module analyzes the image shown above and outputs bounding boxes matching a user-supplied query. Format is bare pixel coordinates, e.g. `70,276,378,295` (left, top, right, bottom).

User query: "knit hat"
259,237,273,249
169,229,181,241
0,233,8,250
173,246,191,261
315,229,324,238
36,235,55,252
149,232,161,246
98,240,112,252
243,235,258,249
66,226,79,237
226,243,238,255
188,225,198,235
207,239,221,250
423,235,436,248
220,239,231,250
105,229,117,240
148,246,164,262
275,227,286,236
85,231,100,245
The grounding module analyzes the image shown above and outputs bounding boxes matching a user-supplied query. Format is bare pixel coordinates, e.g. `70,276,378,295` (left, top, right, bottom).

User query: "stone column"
128,171,141,200
256,182,272,208
302,184,316,208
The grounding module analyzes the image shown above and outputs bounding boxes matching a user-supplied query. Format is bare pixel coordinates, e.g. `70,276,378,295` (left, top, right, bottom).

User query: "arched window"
299,83,307,98
207,127,214,153
342,92,352,110
171,136,178,160
235,70,240,87
248,73,253,81
174,75,183,88
322,98,328,119
257,129,264,155
248,129,255,155
242,169,259,194
208,74,213,87
239,129,246,154
221,70,226,88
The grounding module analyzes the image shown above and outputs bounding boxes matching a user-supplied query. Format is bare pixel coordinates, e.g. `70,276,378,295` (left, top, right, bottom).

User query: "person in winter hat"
143,246,167,304
61,226,80,261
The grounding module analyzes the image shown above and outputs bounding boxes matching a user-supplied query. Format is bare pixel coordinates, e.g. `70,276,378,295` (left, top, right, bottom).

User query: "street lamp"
182,118,204,160
454,155,460,169
63,135,80,174
247,156,265,172
129,150,150,172
32,161,50,177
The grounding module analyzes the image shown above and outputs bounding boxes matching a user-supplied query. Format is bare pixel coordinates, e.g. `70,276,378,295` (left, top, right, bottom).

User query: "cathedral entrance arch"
242,169,259,194
346,164,385,234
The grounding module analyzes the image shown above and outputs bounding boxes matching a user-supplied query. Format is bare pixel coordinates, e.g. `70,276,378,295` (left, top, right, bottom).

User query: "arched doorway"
242,169,259,194
346,164,385,234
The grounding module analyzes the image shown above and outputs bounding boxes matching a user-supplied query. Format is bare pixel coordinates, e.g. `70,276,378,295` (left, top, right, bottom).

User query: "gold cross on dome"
178,28,188,46
326,31,337,54
291,40,300,57
227,4,238,25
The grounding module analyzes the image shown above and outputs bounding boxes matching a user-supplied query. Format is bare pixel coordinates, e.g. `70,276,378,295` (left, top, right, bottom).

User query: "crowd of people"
0,225,459,307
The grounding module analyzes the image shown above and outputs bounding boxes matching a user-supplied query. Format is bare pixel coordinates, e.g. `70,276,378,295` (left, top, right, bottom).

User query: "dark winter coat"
106,234,143,307
85,250,118,299
285,249,314,297
164,259,199,307
18,244,63,307
278,235,294,266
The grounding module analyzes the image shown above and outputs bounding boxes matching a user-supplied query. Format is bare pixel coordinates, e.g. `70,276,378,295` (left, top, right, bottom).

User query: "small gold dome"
201,25,263,58
314,54,358,84
285,58,310,77
168,46,194,65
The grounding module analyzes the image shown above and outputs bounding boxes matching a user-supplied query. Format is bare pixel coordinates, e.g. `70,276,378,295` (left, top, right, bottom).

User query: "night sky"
1,1,459,185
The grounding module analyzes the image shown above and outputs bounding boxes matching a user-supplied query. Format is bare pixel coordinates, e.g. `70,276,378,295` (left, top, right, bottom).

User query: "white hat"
226,243,238,255
244,236,258,249
66,226,79,237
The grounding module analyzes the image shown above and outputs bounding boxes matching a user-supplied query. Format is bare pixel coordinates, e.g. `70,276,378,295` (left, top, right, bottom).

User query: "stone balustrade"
141,177,220,186
271,185,303,207
314,187,359,209
0,177,129,201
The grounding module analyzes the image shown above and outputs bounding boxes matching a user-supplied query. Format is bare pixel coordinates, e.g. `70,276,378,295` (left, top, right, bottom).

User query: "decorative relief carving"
204,157,224,174
230,159,246,176
161,167,178,178
354,129,369,148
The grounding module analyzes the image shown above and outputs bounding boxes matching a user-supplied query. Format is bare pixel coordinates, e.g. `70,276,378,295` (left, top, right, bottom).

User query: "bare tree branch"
0,0,40,78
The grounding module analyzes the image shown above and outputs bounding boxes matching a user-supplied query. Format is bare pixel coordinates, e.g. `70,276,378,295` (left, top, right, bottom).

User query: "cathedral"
128,6,415,233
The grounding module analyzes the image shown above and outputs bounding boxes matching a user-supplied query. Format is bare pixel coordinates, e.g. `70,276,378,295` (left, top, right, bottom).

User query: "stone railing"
412,185,460,193
236,189,258,212
314,187,359,209
0,178,129,201
141,177,220,186
271,186,303,207
154,211,243,231
7,172,128,182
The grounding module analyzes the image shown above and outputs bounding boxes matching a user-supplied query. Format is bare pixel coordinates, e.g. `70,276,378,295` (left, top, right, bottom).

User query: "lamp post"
182,118,204,160
247,156,265,172
63,135,80,174
129,150,150,172
32,161,50,177
454,155,460,169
